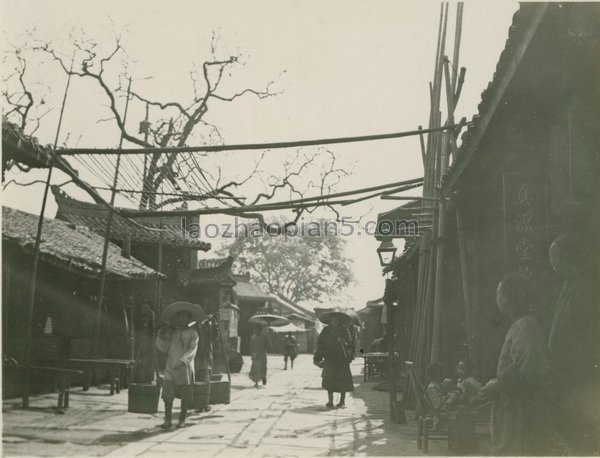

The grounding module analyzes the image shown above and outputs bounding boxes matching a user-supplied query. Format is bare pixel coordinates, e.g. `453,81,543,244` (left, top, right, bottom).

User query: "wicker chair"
406,361,491,454
405,361,449,454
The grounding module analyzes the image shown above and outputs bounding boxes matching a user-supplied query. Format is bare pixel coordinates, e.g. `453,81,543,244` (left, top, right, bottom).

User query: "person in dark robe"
249,324,270,387
283,332,298,370
313,315,355,408
133,300,156,383
547,233,600,454
481,272,549,456
193,317,213,412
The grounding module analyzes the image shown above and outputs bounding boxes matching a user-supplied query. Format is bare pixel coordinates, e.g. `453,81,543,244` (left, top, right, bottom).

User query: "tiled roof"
375,199,431,240
52,187,211,250
2,206,161,279
2,118,54,170
189,256,236,286
366,298,384,307
232,274,272,301
272,293,316,320
442,3,549,192
2,118,91,189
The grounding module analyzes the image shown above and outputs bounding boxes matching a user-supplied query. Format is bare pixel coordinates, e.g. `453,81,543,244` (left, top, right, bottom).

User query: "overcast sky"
2,0,519,308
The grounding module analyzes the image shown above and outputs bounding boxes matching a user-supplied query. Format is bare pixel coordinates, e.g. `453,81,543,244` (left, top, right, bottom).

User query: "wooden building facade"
2,207,161,398
382,4,600,382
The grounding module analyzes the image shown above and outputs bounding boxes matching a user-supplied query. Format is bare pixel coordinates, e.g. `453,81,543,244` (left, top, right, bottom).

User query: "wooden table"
361,352,389,382
41,358,135,395
7,364,84,409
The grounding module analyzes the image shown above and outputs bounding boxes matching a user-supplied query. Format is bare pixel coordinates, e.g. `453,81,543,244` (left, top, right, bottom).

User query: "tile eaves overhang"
441,3,549,197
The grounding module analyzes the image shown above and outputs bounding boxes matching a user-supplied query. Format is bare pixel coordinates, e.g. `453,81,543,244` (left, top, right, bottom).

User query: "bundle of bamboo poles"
406,2,465,388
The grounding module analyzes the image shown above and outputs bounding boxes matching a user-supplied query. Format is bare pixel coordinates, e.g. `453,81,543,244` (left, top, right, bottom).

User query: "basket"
209,380,230,404
210,373,223,382
128,383,160,414
192,382,210,411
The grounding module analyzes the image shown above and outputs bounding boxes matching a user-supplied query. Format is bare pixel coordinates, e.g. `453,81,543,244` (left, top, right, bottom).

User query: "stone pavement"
3,355,450,456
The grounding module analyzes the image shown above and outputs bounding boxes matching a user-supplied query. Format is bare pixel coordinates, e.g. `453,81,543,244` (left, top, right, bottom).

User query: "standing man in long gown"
156,310,199,428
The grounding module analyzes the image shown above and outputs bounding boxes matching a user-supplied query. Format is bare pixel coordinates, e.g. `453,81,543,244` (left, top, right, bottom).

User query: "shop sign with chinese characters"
502,173,549,279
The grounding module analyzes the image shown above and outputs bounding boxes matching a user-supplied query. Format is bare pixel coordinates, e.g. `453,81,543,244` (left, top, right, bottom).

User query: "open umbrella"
248,313,290,327
314,307,360,326
161,301,206,327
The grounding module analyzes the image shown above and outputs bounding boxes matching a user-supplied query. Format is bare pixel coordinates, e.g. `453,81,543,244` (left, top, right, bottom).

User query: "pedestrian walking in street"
249,324,270,387
313,314,355,408
283,332,298,370
481,272,549,455
155,310,199,428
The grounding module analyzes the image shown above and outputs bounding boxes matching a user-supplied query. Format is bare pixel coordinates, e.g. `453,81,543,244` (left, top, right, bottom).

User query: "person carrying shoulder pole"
156,310,199,428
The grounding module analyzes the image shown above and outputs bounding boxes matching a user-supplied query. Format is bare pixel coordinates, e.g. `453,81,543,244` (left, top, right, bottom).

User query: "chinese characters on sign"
503,174,548,280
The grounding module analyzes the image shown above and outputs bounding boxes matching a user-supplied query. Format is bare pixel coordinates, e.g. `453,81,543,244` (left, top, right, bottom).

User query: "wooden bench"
361,352,388,382
6,364,84,409
41,358,135,395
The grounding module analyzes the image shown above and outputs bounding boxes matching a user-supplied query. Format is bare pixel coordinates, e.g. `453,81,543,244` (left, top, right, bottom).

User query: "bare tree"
3,29,349,229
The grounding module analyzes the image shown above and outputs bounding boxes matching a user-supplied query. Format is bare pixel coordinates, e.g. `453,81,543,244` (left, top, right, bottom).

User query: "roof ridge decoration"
197,256,234,270
51,187,211,250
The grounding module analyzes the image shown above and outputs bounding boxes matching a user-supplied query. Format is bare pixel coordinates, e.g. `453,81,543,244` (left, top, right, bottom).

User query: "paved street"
3,355,447,456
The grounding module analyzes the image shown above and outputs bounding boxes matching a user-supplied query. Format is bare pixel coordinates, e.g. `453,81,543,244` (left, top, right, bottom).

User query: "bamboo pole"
451,3,464,95
430,4,450,362
431,3,463,363
89,79,133,360
409,3,445,392
22,52,75,408
418,126,426,166
56,125,463,157
155,218,164,318
456,204,473,359
385,279,397,423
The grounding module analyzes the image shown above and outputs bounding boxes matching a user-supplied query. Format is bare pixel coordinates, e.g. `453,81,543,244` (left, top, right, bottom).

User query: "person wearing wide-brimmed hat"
249,324,271,387
313,313,355,408
156,310,199,428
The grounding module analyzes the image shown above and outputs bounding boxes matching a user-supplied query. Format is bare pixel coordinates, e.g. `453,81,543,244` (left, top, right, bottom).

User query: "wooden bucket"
192,382,210,411
128,383,160,414
209,380,230,404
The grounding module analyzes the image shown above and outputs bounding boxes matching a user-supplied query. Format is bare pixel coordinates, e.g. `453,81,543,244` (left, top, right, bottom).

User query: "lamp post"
377,239,397,267
378,240,406,424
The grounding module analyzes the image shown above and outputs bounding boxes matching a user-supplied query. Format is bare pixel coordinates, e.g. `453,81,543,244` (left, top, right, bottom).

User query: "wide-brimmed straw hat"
315,307,360,326
161,301,206,325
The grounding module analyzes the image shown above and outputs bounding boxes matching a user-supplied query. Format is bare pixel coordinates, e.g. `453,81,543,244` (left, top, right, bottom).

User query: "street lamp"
377,239,397,267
